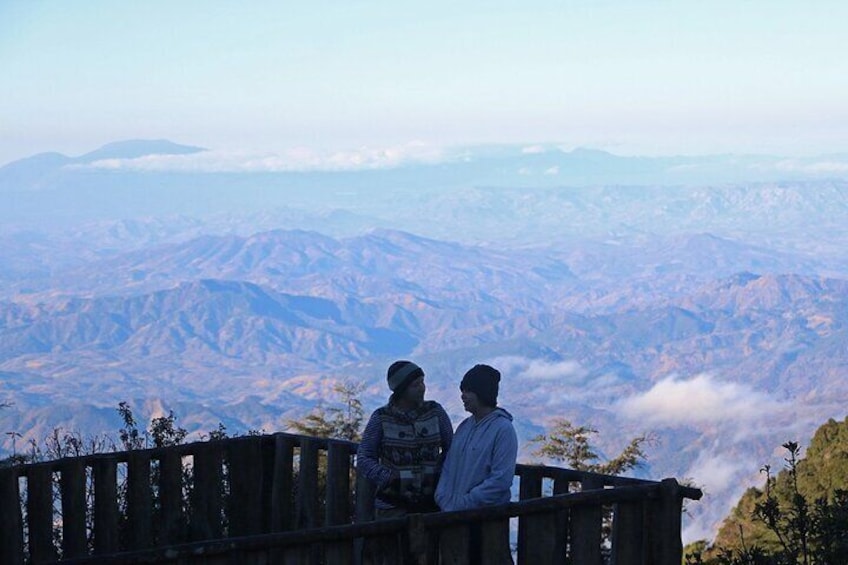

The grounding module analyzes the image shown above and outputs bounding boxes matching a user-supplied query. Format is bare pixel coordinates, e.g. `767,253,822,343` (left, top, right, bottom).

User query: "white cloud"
74,142,446,173
521,145,546,154
680,447,757,543
487,356,586,381
685,449,746,495
769,158,848,174
618,373,784,426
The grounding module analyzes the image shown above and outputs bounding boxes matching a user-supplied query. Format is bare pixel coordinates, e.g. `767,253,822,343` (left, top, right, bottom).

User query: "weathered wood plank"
324,441,352,563
260,435,276,533
126,450,152,550
59,458,88,559
0,468,24,565
570,475,603,565
439,522,470,565
270,434,295,533
649,478,684,565
480,518,513,565
27,466,57,563
552,477,570,562
93,457,119,555
293,438,321,564
190,443,223,541
612,500,645,565
295,438,320,530
353,462,374,523
158,449,184,544
325,440,351,526
517,467,548,565
352,466,374,565
227,436,264,537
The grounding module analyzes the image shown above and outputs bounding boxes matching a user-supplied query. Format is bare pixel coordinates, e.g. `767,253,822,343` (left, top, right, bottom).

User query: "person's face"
461,388,482,414
402,375,426,404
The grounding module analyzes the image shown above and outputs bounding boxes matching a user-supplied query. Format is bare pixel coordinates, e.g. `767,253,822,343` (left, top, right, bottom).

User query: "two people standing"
357,361,518,564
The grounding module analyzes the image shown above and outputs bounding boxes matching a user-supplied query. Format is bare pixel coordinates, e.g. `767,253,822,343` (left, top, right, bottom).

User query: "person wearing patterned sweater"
357,360,454,516
357,360,454,564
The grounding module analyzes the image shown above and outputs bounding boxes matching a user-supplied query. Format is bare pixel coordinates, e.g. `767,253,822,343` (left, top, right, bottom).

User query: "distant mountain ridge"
3,139,847,204
0,139,204,193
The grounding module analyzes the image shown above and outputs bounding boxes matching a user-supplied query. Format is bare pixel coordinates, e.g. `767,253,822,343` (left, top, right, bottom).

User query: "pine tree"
528,417,653,475
287,380,365,441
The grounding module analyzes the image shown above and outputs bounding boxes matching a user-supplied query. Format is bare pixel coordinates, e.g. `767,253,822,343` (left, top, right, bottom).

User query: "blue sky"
1,0,847,166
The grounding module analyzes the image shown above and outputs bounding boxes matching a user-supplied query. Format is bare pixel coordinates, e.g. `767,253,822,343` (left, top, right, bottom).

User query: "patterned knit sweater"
357,400,453,510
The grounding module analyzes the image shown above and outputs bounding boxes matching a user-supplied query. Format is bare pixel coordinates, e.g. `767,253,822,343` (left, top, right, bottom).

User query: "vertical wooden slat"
59,459,88,559
158,449,184,544
552,477,570,562
352,465,374,565
295,438,320,530
0,468,24,565
27,465,57,563
93,457,119,555
270,434,295,533
480,518,513,565
518,467,550,565
570,475,603,565
439,523,470,565
126,451,152,550
227,436,263,537
260,435,276,534
612,500,645,565
191,443,223,541
269,435,296,565
406,513,429,565
354,461,375,523
294,438,321,564
325,441,352,563
325,441,351,525
650,478,684,565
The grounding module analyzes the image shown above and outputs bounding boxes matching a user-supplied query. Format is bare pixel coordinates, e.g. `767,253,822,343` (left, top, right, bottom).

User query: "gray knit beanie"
387,360,424,395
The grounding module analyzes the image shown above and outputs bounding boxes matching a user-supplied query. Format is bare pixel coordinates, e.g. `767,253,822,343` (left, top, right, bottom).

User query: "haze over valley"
2,140,848,541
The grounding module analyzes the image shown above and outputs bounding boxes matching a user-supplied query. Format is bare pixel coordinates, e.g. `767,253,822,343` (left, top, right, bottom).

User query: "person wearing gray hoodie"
435,364,517,564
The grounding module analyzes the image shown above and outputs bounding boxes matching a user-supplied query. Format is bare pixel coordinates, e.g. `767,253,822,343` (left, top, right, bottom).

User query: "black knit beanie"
387,360,424,395
460,364,500,407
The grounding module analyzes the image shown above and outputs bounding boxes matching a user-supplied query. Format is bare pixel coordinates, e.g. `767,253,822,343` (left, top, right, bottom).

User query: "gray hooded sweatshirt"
435,407,518,512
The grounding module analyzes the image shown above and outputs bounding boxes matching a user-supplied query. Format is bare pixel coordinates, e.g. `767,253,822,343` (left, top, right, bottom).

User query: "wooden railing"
0,432,701,564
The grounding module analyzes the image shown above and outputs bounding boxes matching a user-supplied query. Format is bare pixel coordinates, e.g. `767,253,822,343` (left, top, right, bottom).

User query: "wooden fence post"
519,467,556,565
611,499,645,565
27,466,57,563
270,434,295,533
0,467,24,565
59,459,87,559
191,443,223,541
227,436,264,537
570,474,603,565
325,441,352,563
651,478,683,565
552,476,570,562
352,461,374,565
93,456,119,555
295,438,320,530
294,438,321,564
126,450,152,550
158,449,184,544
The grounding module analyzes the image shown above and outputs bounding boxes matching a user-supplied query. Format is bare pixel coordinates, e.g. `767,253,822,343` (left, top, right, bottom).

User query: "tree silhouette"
287,380,365,441
528,417,653,475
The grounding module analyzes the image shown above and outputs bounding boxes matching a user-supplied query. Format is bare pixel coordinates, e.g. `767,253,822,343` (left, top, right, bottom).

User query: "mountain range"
2,140,848,543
